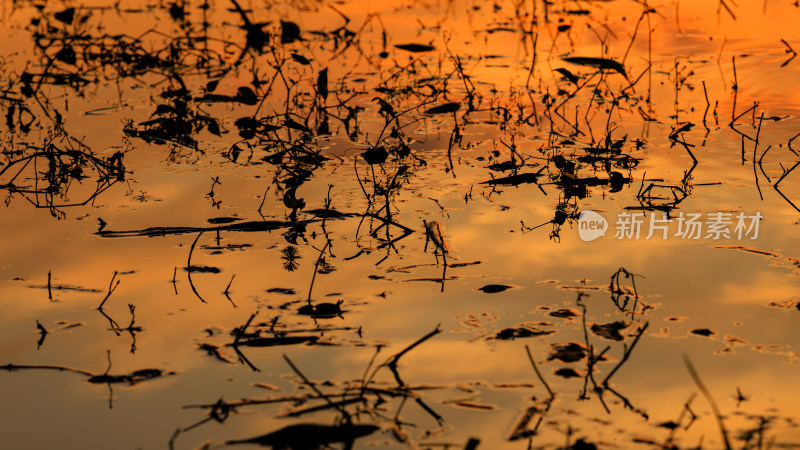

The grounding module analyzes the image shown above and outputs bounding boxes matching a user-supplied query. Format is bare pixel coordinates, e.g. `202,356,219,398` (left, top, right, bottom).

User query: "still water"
1,0,799,449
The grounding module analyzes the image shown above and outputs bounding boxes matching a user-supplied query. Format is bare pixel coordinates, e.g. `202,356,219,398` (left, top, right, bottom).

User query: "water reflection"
1,0,800,449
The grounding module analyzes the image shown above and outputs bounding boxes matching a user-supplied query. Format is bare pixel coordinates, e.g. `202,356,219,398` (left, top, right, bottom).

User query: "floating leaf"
658,421,680,430
478,284,511,293
267,287,296,295
291,53,311,65
487,160,521,171
55,45,77,65
54,7,76,25
234,117,258,138
282,187,305,210
609,171,626,193
590,321,629,341
236,86,258,105
185,265,221,273
493,326,554,340
562,56,627,78
207,119,221,136
691,328,716,337
168,2,186,20
549,308,580,318
548,342,588,363
425,102,460,115
298,300,344,318
554,67,579,84
394,43,436,53
480,172,543,186
362,146,388,165
314,301,343,316
554,367,582,378
281,21,301,44
375,97,395,117
317,68,328,99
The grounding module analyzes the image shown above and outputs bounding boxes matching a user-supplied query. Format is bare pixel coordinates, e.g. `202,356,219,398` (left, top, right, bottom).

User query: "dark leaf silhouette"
554,367,582,378
234,117,258,138
590,321,629,341
168,2,186,21
267,287,297,295
609,171,626,192
549,308,580,318
317,68,329,99
55,45,77,65
362,147,388,165
547,342,587,362
54,8,76,25
298,300,344,318
207,119,221,136
185,265,221,273
480,172,543,186
395,43,436,52
493,326,554,340
281,21,301,44
236,87,258,105
554,67,579,84
691,328,716,337
425,102,461,115
291,53,311,65
478,284,511,293
562,56,627,77
227,423,379,447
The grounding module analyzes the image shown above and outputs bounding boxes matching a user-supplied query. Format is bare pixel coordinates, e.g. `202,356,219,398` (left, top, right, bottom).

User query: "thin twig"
187,232,207,303
232,312,260,372
753,113,765,200
683,354,732,450
307,241,331,304
97,271,120,309
283,354,351,421
601,322,649,386
525,345,554,401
